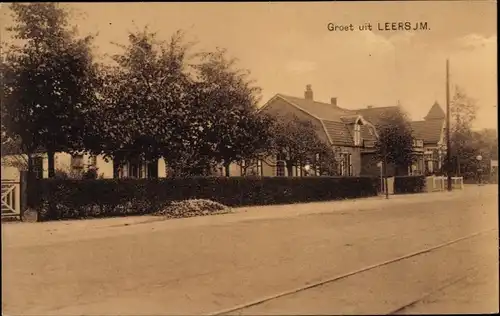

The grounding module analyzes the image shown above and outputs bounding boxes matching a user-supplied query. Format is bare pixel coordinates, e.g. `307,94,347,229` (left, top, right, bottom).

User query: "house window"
71,154,84,172
147,160,158,179
257,159,263,176
354,123,361,146
33,156,44,179
276,161,286,177
128,159,147,179
413,139,424,148
129,161,138,178
88,155,97,167
339,153,352,176
346,153,352,176
315,153,320,176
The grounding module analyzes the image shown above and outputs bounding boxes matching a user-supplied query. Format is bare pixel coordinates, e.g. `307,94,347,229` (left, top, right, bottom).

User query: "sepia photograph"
1,1,498,315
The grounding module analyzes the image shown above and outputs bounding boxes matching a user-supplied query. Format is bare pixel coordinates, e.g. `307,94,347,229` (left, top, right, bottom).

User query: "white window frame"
354,123,361,146
276,160,286,177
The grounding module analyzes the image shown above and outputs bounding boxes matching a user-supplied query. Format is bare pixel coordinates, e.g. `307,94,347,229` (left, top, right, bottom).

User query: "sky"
1,1,497,129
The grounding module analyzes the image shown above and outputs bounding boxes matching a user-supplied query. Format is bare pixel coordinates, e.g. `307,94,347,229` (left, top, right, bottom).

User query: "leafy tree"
452,128,498,179
449,86,478,175
272,115,335,176
374,107,415,176
473,128,498,160
315,145,340,176
91,30,274,178
190,48,273,176
87,29,194,177
234,112,277,176
1,3,98,177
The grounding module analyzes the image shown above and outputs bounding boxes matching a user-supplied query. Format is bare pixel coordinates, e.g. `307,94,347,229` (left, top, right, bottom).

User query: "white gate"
1,179,21,217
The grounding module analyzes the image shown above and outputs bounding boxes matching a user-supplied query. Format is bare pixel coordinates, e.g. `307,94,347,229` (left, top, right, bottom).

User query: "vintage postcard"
1,1,498,315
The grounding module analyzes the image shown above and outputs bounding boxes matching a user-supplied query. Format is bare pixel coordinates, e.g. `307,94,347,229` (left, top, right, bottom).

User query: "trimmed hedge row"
393,175,426,194
32,176,380,221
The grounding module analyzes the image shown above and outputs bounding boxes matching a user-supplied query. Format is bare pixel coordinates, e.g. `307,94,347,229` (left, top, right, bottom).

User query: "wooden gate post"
20,171,28,219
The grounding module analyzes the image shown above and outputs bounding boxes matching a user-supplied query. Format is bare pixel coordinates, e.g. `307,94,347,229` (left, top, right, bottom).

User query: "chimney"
304,85,313,100
330,97,337,107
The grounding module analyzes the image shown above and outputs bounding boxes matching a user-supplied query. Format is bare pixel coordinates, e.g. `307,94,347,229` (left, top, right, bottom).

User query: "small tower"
424,101,446,121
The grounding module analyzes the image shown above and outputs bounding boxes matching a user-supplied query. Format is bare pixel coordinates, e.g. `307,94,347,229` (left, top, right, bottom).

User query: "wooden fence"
425,176,464,192
1,172,28,220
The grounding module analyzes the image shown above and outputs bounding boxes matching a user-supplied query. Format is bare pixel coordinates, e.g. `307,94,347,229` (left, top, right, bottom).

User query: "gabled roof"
361,124,376,140
261,93,384,147
322,120,354,146
424,102,446,120
277,94,353,121
411,119,444,144
353,106,401,126
353,104,444,145
339,115,361,124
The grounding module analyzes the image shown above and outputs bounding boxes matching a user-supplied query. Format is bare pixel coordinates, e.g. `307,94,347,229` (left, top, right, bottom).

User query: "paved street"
2,185,498,315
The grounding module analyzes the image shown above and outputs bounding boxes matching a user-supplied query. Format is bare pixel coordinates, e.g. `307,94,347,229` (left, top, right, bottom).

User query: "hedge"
31,176,379,221
393,175,426,194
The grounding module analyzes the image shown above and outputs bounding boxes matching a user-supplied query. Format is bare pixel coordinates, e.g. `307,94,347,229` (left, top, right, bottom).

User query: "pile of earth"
154,199,232,219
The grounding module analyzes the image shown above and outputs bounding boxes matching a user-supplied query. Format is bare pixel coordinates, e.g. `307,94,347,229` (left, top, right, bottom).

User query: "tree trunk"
224,162,230,177
113,158,121,179
286,161,293,177
26,153,35,208
47,150,55,178
148,159,159,179
383,153,389,199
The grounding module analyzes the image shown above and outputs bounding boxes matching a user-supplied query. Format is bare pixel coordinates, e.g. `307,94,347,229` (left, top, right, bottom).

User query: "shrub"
393,175,426,194
54,168,83,179
82,168,98,179
54,169,70,179
33,176,379,221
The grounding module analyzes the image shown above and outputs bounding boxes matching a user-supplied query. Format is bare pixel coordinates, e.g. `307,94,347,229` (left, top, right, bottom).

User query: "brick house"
409,101,447,174
245,85,379,177
246,85,447,178
354,101,446,176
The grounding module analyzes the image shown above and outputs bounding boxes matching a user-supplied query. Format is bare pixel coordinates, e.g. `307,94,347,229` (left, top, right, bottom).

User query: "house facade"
409,101,447,175
1,87,447,180
241,85,447,178
356,101,446,176
1,151,169,180
228,85,380,177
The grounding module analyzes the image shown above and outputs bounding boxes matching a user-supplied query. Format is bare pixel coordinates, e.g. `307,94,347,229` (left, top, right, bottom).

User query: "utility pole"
383,144,389,199
446,59,452,191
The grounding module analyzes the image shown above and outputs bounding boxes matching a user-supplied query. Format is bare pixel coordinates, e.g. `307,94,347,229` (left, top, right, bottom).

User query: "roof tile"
278,94,353,121
322,120,354,146
424,102,446,120
411,119,444,144
353,106,401,126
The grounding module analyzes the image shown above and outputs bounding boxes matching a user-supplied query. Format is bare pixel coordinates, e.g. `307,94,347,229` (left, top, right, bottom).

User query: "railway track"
208,228,498,315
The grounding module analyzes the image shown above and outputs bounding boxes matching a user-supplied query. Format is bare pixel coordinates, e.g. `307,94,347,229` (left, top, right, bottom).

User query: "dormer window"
354,123,361,146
